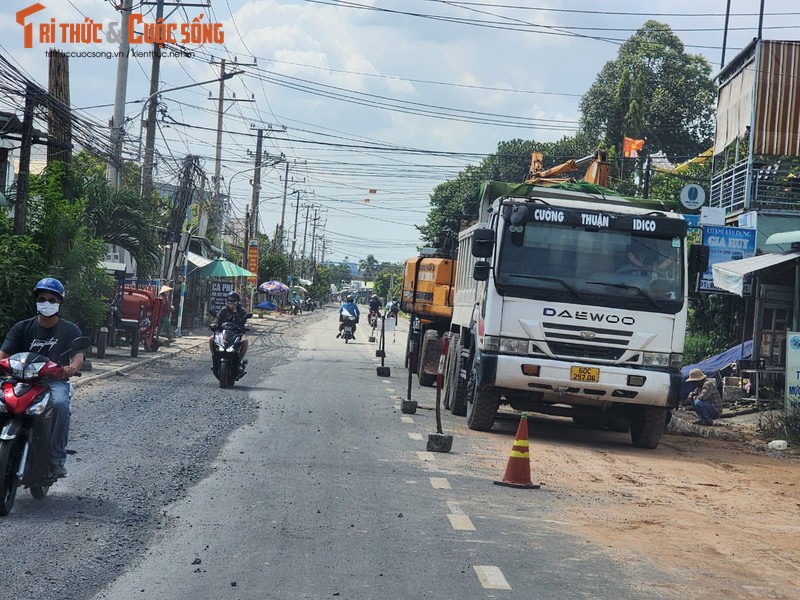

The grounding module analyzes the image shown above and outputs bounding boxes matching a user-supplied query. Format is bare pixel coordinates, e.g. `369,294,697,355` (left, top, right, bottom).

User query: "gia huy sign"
699,226,756,294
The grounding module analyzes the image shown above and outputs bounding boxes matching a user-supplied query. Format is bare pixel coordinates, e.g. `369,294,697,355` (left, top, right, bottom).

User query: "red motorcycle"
0,336,90,516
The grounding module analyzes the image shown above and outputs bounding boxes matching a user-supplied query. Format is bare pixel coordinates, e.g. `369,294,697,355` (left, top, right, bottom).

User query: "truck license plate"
570,366,600,383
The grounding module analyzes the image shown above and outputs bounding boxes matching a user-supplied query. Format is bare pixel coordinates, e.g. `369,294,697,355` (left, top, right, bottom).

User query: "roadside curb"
74,337,209,388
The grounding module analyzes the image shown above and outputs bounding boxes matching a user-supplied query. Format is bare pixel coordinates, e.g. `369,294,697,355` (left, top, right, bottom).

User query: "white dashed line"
408,432,423,441
447,514,475,531
429,477,450,489
400,416,414,424
416,451,435,462
474,565,511,590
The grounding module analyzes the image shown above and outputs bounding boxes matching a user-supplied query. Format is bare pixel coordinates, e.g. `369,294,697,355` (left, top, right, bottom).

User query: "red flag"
623,137,645,158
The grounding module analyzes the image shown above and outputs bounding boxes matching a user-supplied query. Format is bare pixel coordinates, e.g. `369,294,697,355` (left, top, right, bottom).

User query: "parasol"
259,280,289,293
201,257,257,278
290,285,307,294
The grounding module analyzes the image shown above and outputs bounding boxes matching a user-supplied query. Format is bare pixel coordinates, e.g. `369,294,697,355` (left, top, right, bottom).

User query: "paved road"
3,308,670,599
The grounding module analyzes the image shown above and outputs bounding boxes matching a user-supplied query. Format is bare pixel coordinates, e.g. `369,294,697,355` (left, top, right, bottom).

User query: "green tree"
359,254,379,282
260,251,289,282
0,215,45,337
579,20,716,159
308,264,331,301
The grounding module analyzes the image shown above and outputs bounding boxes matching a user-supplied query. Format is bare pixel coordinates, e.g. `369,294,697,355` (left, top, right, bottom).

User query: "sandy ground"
520,415,800,599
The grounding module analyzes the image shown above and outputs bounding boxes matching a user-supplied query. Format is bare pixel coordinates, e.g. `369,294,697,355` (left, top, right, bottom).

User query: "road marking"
446,501,464,514
384,386,395,391
401,416,414,424
416,451,435,462
408,432,423,441
394,404,401,410
448,514,475,531
474,565,511,590
429,477,450,489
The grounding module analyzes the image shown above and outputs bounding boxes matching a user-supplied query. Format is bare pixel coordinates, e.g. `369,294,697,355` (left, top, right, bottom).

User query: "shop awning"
712,250,800,295
186,251,213,268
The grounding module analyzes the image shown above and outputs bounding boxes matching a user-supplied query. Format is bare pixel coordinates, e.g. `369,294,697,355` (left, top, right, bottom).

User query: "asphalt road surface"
2,308,675,599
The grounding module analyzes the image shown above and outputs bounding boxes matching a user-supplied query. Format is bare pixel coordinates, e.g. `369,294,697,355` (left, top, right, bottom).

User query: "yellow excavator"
524,148,609,187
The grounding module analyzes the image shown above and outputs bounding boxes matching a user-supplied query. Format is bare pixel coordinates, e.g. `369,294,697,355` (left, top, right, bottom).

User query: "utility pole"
13,84,35,235
278,160,290,252
208,58,255,245
309,209,320,274
289,190,301,276
301,204,310,277
47,50,71,166
107,0,132,188
140,0,165,199
249,127,264,240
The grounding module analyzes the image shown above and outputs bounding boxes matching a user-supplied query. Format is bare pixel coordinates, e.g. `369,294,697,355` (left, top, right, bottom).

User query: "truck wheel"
441,333,455,409
630,406,665,449
447,335,468,416
465,366,498,431
418,330,440,387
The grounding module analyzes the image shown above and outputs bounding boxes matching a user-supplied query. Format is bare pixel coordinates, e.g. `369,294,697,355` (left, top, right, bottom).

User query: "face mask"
37,302,60,317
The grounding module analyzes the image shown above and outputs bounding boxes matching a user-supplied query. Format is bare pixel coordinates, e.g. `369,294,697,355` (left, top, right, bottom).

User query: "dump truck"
440,174,703,449
399,250,456,386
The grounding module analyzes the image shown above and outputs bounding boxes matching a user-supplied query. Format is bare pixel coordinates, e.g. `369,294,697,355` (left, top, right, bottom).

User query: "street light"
134,71,242,196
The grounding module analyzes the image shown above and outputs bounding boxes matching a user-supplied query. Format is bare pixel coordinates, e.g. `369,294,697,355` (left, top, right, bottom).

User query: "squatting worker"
686,368,723,426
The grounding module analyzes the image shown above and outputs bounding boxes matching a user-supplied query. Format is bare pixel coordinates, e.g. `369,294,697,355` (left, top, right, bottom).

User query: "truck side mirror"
688,244,709,274
473,261,491,281
471,228,495,258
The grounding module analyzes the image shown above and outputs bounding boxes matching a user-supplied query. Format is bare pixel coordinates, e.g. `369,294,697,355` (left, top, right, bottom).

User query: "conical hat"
158,285,173,295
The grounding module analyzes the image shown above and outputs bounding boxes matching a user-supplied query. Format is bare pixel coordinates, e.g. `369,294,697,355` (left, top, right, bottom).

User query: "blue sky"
2,1,800,264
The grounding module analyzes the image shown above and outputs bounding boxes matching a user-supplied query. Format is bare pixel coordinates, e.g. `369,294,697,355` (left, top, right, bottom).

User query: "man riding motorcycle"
0,278,85,478
209,291,249,374
337,295,360,338
367,294,382,328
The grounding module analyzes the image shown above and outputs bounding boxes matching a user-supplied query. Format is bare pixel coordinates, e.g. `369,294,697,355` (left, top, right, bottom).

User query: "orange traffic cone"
494,413,540,489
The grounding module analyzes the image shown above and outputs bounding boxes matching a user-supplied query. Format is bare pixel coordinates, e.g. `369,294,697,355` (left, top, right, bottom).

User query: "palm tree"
73,153,163,276
359,254,379,282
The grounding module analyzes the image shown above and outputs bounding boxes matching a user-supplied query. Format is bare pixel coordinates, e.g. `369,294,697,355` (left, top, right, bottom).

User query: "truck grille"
542,322,632,362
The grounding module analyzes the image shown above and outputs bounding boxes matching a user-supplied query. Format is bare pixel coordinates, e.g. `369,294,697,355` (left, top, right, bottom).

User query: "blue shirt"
339,302,359,318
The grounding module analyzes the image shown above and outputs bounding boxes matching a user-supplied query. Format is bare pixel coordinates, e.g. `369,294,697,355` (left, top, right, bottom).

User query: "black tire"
449,335,468,416
219,361,230,389
0,439,22,516
418,329,439,387
465,365,499,431
630,406,666,449
130,329,140,358
30,482,50,500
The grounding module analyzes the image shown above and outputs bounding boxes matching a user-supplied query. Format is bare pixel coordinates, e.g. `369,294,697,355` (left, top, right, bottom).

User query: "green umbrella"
201,257,257,278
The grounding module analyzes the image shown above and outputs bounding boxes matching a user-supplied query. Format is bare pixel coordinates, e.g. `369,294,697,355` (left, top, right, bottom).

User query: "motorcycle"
209,310,252,388
0,336,90,516
341,314,358,343
368,310,380,330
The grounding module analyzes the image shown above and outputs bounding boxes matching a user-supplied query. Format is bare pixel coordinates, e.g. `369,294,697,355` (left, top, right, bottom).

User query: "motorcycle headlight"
9,357,46,381
226,346,237,352
26,392,51,415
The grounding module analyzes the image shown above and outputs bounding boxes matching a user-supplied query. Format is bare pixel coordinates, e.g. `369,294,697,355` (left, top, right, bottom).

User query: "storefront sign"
785,332,800,414
210,280,234,314
699,226,757,294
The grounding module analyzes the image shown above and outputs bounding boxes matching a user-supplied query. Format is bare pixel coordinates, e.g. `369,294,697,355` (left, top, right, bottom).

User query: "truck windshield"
496,220,684,314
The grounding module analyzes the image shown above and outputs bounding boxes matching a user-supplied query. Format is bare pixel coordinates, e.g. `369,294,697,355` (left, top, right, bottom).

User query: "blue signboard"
699,226,757,293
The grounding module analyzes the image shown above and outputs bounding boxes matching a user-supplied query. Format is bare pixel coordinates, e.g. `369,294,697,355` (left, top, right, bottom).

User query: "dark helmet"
33,277,65,301
346,295,354,302
227,291,241,303
371,294,378,300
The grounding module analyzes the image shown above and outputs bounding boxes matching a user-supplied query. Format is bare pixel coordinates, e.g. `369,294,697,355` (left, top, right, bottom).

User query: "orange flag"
623,137,645,158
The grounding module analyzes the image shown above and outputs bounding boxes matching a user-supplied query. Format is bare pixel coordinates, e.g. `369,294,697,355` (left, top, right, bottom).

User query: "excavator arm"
524,149,609,187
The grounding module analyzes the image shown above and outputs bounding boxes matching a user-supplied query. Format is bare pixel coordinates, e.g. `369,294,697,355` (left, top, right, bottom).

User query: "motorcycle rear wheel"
0,438,22,516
